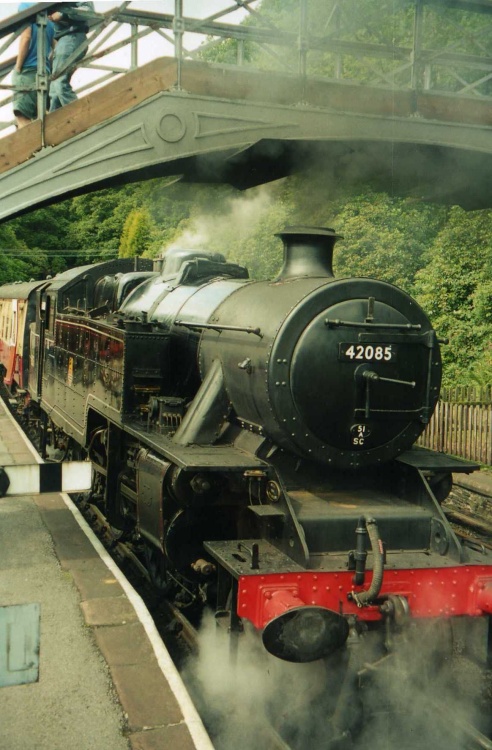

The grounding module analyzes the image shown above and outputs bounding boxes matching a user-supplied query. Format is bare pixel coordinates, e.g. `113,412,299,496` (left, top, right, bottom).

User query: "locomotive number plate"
338,343,397,362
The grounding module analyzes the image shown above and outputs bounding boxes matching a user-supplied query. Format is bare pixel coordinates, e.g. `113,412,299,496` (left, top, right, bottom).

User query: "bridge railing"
1,0,491,136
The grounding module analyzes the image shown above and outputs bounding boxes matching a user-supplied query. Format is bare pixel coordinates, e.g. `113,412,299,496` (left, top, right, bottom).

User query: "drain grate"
0,603,40,687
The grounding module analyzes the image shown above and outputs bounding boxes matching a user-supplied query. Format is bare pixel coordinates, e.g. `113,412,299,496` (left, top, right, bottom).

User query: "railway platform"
0,398,213,750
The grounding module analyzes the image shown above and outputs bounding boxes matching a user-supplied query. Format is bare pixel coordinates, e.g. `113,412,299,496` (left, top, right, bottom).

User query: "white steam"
166,185,277,255
183,611,333,749
182,613,491,750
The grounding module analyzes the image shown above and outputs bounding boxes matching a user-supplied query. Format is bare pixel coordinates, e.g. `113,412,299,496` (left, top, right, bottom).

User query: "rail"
1,0,492,136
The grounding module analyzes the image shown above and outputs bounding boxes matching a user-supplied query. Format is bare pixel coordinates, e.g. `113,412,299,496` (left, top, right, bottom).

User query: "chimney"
275,226,342,280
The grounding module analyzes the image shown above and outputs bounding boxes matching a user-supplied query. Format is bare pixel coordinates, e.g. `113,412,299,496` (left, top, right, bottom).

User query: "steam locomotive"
1,227,491,744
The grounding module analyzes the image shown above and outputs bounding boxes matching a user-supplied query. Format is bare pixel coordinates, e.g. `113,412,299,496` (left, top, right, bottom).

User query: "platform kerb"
0,398,210,750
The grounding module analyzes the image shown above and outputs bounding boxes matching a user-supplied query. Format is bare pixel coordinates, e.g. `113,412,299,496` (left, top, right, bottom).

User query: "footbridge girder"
0,57,491,220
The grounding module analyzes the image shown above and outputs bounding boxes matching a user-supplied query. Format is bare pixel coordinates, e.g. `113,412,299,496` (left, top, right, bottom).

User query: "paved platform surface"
0,398,213,750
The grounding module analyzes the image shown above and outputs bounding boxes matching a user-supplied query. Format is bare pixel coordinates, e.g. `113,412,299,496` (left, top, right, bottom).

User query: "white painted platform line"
0,400,215,750
64,493,216,750
1,462,92,495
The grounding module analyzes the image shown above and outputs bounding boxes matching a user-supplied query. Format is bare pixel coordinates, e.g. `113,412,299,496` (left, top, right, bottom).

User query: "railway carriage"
0,280,47,391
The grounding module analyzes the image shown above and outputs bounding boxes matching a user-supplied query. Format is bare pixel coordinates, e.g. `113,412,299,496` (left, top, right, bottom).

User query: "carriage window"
44,295,54,333
45,296,56,333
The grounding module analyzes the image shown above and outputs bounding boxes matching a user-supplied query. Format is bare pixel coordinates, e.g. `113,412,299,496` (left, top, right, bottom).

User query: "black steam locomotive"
2,227,491,743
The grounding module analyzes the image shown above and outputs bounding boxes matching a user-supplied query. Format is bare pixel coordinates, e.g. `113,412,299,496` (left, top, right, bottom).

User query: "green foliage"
199,37,255,66
119,179,219,257
197,0,489,93
9,206,72,253
1,206,73,280
333,192,448,292
413,206,492,385
0,223,30,284
119,208,155,258
0,224,52,283
66,187,138,263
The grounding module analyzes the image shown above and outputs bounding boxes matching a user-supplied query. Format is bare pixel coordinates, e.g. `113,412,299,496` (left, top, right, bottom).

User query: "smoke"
166,184,278,255
351,619,490,750
182,611,336,749
182,612,491,750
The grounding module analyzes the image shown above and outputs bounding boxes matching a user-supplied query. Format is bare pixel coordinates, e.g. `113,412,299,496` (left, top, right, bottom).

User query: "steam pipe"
353,516,368,586
349,517,384,607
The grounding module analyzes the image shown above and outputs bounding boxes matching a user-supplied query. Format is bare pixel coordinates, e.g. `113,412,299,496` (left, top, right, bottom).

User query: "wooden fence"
419,386,492,466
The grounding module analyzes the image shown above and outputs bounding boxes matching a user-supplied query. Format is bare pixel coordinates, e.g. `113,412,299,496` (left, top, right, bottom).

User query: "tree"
0,224,31,284
333,191,448,292
9,205,72,252
413,206,492,385
119,208,155,257
66,186,139,263
1,206,72,279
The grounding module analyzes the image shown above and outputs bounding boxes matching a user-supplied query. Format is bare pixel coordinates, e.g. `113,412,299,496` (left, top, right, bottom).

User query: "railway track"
444,505,492,549
430,702,492,750
4,395,492,750
72,496,292,750
73,494,492,750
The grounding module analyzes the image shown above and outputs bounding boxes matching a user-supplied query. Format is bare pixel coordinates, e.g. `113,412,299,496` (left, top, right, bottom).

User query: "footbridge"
0,0,491,221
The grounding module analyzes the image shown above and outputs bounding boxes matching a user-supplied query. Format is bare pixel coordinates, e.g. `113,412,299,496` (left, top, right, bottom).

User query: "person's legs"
49,33,87,112
12,69,37,127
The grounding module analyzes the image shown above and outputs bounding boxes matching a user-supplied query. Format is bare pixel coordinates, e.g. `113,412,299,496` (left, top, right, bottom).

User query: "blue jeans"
49,33,87,112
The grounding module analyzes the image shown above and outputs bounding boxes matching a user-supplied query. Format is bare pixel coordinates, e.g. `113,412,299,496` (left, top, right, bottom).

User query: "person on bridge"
48,2,95,112
12,3,55,128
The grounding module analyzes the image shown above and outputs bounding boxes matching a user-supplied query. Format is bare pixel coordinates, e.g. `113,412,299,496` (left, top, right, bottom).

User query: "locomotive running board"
397,447,480,473
0,462,92,497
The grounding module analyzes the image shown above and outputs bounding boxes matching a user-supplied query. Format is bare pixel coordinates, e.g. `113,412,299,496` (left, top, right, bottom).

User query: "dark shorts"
12,69,37,120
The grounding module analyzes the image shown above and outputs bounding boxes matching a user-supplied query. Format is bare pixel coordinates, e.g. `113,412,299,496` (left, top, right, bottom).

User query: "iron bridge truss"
0,0,492,133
